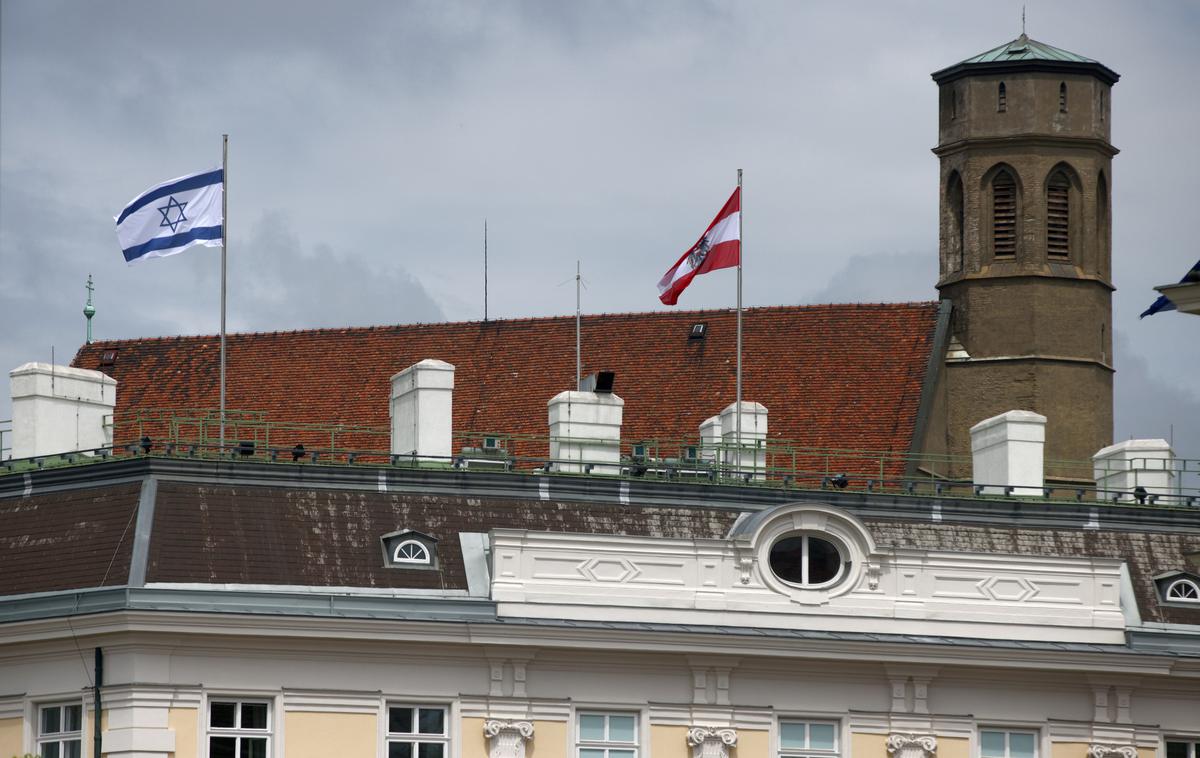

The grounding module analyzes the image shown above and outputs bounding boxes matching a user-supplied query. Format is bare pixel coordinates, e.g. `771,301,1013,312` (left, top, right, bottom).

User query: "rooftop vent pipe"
9,362,116,459
970,410,1045,496
390,359,455,462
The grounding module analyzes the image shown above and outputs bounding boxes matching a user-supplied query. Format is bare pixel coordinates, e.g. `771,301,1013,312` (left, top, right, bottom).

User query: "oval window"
769,534,849,587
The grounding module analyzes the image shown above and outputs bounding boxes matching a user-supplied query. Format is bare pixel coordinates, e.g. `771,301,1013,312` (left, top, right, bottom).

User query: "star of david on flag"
115,168,223,263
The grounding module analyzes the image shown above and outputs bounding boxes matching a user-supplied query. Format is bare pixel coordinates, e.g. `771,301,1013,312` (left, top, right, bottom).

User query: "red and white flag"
657,187,741,305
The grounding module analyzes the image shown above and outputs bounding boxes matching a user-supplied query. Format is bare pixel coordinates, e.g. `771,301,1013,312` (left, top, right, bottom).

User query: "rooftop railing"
2,408,1197,507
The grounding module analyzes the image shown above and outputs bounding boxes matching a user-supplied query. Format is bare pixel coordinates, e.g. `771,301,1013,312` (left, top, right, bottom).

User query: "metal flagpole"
484,219,489,322
575,261,582,390
220,134,228,451
736,169,743,466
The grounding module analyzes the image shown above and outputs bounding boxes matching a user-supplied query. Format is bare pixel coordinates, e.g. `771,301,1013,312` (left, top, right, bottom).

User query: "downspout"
94,647,103,757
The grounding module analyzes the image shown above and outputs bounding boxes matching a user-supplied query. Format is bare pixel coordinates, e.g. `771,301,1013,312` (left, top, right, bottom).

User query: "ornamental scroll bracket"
483,720,534,758
687,727,738,758
887,733,938,758
1087,745,1138,758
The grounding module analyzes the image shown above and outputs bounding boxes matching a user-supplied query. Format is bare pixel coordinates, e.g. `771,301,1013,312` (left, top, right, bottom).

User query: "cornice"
932,134,1118,158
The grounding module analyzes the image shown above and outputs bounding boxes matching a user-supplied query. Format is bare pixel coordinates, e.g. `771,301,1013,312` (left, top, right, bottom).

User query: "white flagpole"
219,134,228,451
736,169,743,465
576,260,582,390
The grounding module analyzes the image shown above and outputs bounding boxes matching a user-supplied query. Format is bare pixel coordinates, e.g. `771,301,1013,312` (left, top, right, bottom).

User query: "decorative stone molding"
484,720,534,758
1087,745,1138,758
887,733,938,758
687,727,738,758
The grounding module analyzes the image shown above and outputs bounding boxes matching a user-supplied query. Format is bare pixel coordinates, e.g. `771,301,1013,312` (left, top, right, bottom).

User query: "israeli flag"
115,168,223,264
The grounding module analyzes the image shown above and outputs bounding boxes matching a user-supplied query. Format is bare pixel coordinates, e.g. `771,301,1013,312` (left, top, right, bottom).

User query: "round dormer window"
769,533,850,588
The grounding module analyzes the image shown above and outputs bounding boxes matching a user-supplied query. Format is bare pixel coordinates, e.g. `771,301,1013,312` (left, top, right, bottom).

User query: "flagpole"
576,260,582,390
219,134,228,452
736,168,743,469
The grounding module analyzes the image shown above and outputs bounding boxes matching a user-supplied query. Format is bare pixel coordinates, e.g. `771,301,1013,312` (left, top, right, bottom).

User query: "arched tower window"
1099,88,1105,122
1047,172,1071,258
1059,82,1068,112
947,171,965,271
997,82,1007,112
1097,171,1110,274
991,170,1018,258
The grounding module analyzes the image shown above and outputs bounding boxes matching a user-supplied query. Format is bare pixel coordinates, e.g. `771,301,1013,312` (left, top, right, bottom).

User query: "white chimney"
720,401,768,479
547,390,624,474
10,362,116,459
1093,439,1176,503
970,410,1046,495
390,359,454,462
699,415,722,463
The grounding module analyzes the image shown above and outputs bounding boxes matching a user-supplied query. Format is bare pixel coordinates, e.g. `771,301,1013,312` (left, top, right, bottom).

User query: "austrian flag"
657,187,741,305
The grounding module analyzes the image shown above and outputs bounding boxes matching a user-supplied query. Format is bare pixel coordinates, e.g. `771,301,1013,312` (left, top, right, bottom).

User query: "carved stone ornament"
738,555,755,585
483,720,534,758
887,733,938,758
1087,745,1138,758
687,727,739,758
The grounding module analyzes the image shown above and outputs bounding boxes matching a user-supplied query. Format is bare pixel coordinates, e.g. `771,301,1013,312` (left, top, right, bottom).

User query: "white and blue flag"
115,168,223,264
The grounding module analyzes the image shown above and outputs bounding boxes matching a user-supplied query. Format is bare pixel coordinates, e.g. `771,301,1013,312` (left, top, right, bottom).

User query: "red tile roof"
72,303,939,474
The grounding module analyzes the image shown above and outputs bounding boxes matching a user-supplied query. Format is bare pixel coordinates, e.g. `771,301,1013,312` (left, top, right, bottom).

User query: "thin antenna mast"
84,274,96,345
484,219,489,322
1022,5,1026,35
575,261,582,390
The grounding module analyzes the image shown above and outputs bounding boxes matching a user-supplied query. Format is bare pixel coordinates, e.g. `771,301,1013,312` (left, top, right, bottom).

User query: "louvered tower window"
1059,82,1067,112
998,82,1007,112
1047,173,1071,258
992,171,1017,258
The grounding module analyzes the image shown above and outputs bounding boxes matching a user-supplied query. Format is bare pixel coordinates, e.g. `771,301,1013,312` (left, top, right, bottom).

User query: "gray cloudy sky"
1,0,1197,461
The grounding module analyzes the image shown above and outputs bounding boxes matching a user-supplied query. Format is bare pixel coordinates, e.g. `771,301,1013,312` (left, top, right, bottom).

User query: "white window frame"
979,729,1039,758
206,698,272,758
1165,578,1200,602
778,718,840,758
393,540,432,565
385,703,450,758
37,701,84,758
769,533,850,588
576,711,640,758
1165,739,1200,758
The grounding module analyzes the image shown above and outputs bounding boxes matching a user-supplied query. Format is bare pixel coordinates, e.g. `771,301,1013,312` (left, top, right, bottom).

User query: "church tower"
929,36,1119,479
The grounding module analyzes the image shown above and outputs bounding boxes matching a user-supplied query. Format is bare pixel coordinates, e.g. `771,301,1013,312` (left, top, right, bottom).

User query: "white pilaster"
484,719,534,758
687,727,737,758
887,734,938,758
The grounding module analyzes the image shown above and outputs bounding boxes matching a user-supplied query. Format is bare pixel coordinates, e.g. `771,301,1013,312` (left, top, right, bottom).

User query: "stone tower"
928,36,1119,479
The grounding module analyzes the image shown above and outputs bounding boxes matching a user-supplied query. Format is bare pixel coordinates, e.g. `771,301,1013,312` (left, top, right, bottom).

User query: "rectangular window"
577,712,638,758
387,705,448,758
1166,742,1200,758
208,699,270,758
779,720,839,757
38,702,83,758
981,730,1037,758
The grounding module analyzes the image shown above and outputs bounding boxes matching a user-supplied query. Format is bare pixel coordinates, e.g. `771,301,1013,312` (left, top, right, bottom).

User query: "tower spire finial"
83,273,96,344
1022,5,1026,36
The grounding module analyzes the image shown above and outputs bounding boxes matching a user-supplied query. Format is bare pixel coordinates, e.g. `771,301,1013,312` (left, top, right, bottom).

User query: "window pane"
241,703,268,730
810,723,836,750
418,742,445,758
418,708,445,735
388,742,414,758
390,707,415,734
579,714,606,742
243,737,268,758
42,706,62,734
1168,744,1189,758
770,536,807,584
42,743,61,758
65,705,83,732
611,751,636,758
210,702,237,728
608,715,636,742
808,538,842,584
780,721,808,749
210,736,237,758
981,731,1006,758
1010,733,1036,758
580,750,606,758
64,741,82,758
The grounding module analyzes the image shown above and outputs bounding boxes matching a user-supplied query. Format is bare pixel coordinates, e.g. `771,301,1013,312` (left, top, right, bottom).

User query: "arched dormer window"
1047,171,1071,259
393,539,430,565
991,170,1017,258
946,171,965,271
1059,82,1068,112
997,82,1007,112
1166,578,1200,602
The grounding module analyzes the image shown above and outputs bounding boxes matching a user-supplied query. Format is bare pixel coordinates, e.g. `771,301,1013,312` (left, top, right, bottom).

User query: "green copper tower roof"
932,34,1119,85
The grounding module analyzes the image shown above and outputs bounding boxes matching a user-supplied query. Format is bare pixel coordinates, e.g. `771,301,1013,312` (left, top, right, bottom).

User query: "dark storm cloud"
2,1,1197,461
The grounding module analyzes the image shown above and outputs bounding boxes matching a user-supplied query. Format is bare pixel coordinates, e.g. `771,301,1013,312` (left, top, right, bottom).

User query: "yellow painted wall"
1054,743,1091,758
168,707,199,758
284,711,377,758
461,717,567,758
0,717,22,758
852,732,888,758
941,736,970,758
733,728,769,758
651,725,690,758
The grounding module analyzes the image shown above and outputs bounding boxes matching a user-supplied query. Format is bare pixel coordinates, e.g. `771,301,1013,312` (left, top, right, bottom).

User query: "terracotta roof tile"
72,303,939,475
